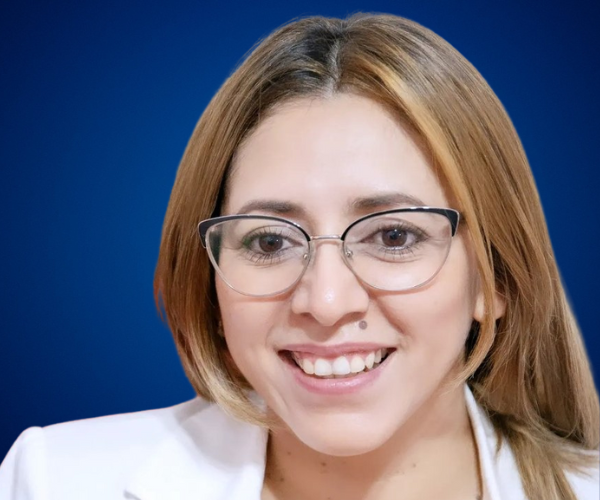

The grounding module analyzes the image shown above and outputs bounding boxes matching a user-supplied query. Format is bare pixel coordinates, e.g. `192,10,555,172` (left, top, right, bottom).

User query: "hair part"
155,13,599,500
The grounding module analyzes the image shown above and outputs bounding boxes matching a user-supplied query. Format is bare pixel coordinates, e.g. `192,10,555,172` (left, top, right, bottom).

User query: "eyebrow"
349,192,428,212
235,192,427,217
235,200,306,217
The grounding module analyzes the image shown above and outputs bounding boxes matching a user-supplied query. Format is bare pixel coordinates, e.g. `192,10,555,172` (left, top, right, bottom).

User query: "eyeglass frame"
198,206,461,295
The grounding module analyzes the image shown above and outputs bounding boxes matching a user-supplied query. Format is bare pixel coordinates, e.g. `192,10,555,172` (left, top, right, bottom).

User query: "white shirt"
0,386,597,499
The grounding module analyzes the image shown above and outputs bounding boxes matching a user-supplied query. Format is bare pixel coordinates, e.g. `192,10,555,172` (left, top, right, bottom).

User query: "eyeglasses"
198,207,460,297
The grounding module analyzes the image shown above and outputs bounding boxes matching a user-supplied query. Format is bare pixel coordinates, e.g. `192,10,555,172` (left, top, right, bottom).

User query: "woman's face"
217,94,486,456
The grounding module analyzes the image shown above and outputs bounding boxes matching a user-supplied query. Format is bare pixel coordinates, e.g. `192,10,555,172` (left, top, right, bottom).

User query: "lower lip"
283,352,393,396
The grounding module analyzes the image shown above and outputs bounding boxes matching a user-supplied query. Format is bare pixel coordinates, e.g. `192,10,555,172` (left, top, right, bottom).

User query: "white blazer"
0,386,597,499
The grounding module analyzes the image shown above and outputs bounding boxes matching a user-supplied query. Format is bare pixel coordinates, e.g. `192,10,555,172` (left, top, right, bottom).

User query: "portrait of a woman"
1,12,598,500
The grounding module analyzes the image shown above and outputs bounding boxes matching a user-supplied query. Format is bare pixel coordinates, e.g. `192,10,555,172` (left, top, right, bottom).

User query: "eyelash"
364,224,428,247
238,221,430,265
241,228,298,264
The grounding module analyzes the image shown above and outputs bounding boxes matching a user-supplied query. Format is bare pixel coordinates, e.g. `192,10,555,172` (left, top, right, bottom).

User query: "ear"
474,287,506,323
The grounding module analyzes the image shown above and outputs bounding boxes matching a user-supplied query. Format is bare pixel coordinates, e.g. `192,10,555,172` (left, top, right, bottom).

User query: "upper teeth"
292,349,386,378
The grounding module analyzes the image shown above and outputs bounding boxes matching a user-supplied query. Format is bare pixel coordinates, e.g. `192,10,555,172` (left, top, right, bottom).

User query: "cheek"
385,284,475,341
216,280,283,387
378,242,479,372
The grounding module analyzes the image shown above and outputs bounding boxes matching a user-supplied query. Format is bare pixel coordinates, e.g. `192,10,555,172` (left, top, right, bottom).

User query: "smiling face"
217,93,485,456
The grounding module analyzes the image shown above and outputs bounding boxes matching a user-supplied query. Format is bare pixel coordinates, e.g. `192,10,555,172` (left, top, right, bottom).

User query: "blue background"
1,0,599,460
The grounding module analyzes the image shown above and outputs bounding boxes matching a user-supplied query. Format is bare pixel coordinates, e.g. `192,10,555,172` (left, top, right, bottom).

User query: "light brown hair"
154,14,599,500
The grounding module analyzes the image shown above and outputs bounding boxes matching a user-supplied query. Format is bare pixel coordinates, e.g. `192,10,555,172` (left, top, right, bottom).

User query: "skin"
216,93,504,500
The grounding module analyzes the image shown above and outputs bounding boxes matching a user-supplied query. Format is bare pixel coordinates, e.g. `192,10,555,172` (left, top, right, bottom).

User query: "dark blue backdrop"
1,0,598,460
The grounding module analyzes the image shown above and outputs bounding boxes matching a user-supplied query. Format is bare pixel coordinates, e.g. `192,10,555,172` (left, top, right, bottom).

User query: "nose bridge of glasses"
309,234,343,242
306,234,353,265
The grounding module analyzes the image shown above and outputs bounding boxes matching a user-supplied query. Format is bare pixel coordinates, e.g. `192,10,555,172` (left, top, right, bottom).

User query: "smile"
289,348,392,378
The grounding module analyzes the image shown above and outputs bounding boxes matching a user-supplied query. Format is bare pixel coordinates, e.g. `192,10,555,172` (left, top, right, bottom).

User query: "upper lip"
279,342,394,357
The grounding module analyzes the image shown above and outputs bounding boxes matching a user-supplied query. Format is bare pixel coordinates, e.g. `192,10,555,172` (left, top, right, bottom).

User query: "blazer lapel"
465,386,527,500
124,401,268,500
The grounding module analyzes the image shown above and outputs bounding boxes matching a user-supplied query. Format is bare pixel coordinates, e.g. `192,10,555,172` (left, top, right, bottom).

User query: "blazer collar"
125,386,525,500
464,386,526,500
124,401,268,500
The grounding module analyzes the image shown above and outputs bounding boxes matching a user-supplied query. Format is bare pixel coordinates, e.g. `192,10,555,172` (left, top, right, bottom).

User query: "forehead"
224,94,449,222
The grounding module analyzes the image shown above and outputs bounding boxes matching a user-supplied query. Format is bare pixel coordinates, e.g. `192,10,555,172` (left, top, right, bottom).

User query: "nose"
290,239,369,327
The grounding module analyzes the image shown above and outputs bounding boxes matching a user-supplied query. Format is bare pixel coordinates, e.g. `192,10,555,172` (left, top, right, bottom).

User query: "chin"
284,411,400,457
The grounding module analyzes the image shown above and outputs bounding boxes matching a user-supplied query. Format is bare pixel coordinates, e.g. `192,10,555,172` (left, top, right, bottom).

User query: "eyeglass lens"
205,212,453,297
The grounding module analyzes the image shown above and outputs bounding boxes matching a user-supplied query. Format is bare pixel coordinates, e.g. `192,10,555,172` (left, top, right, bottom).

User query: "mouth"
279,348,395,380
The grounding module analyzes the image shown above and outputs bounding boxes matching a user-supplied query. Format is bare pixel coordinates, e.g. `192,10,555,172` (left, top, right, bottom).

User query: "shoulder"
565,450,600,500
0,398,218,499
465,386,599,500
7,397,209,460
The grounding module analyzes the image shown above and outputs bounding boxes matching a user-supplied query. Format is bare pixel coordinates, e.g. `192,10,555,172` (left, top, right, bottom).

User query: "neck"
262,384,481,500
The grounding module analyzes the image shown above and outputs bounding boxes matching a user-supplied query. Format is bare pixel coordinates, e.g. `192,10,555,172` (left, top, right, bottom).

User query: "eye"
241,225,303,258
255,233,285,253
345,217,428,260
381,228,411,247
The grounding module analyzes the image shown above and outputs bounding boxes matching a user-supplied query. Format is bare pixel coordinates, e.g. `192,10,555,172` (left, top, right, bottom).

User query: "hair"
154,13,599,500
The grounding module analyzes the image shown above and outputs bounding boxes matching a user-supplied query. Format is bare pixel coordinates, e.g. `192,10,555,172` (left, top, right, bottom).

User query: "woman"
0,13,598,500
